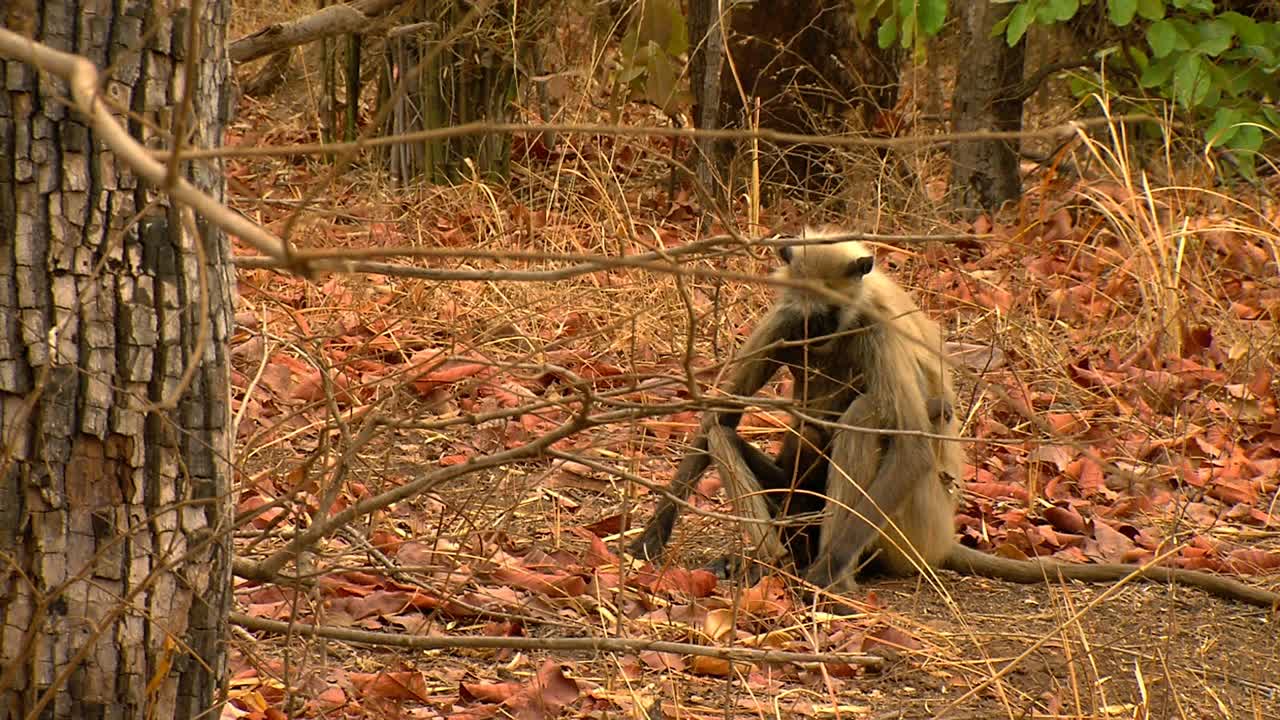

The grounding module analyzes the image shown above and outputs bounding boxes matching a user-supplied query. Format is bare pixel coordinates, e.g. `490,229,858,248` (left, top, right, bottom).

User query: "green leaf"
1196,19,1235,57
1233,43,1277,68
1229,124,1264,153
1205,107,1243,147
918,0,948,36
1147,20,1177,57
1202,81,1222,110
1230,153,1258,182
633,0,687,58
1172,53,1211,108
643,46,681,113
1229,67,1270,96
1126,45,1150,70
900,11,916,48
991,3,1014,38
854,0,881,36
1041,0,1079,23
1139,54,1177,86
1067,74,1099,98
1218,12,1263,46
1006,3,1034,45
878,16,899,49
1262,106,1280,129
1135,0,1164,20
1108,0,1137,26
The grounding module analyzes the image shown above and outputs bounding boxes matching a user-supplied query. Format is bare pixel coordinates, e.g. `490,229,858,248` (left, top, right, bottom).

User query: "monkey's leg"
702,427,830,578
805,391,936,590
771,425,831,570
629,313,791,560
706,425,791,566
629,432,712,560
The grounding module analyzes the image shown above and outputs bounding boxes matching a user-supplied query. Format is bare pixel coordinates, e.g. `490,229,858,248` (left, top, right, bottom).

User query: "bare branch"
161,114,1163,162
0,28,294,266
228,0,410,64
229,612,884,668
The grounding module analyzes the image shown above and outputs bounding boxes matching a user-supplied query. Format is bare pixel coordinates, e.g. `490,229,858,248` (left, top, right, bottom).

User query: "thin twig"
229,612,883,667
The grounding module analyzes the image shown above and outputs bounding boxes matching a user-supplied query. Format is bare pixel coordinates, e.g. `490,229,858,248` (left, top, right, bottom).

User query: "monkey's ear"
777,245,794,264
845,255,873,277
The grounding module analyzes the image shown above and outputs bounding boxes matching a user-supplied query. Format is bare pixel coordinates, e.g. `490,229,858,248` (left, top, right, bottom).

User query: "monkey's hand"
802,550,852,590
628,505,676,561
926,396,954,425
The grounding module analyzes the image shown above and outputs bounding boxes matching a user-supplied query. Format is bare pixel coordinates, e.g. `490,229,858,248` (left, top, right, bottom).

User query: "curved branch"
0,28,293,265
231,612,884,667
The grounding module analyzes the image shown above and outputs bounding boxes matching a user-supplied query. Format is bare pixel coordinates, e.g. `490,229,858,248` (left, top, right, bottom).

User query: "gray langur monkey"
631,230,962,584
632,230,1280,610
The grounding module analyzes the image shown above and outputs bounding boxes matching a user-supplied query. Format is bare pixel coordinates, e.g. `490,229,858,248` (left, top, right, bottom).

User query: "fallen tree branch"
228,0,409,64
229,612,884,668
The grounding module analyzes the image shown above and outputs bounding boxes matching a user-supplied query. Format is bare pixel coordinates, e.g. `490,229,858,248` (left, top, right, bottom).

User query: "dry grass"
224,3,1280,717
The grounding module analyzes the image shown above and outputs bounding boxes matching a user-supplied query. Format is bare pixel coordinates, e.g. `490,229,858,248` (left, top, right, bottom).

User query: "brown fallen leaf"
1043,505,1087,535
689,655,732,676
863,624,922,659
511,661,580,720
638,651,685,672
349,670,431,702
1226,549,1280,574
630,566,718,598
491,566,588,599
1089,520,1136,564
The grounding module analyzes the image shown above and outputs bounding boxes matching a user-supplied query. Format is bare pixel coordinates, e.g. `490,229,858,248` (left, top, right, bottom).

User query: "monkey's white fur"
777,228,962,584
633,228,1280,608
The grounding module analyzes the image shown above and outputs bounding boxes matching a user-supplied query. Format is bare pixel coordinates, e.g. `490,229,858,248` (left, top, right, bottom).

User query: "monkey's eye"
844,256,873,277
778,245,794,264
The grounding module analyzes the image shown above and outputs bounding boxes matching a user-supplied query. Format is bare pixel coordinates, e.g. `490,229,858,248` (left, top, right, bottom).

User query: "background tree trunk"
0,1,235,718
686,0,728,207
379,0,554,184
949,0,1026,213
698,0,902,199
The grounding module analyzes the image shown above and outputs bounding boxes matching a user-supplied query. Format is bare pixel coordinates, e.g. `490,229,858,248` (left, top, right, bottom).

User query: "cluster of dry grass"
223,2,1279,717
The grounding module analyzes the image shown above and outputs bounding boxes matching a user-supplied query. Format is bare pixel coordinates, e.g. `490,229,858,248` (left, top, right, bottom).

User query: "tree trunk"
949,0,1026,213
378,0,544,184
686,0,728,206
701,1,902,197
0,1,235,718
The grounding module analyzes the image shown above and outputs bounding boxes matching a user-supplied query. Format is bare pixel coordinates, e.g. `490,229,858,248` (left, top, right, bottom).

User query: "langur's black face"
772,241,877,343
775,241,874,306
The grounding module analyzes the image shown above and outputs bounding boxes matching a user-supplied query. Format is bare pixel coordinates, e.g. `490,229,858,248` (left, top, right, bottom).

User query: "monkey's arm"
944,545,1279,610
805,334,937,588
629,310,795,560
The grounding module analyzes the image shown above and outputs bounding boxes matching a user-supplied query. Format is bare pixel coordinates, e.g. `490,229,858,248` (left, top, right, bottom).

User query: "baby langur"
634,230,1280,610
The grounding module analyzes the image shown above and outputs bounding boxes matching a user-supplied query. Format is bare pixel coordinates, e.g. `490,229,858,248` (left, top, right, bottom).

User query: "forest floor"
223,2,1280,719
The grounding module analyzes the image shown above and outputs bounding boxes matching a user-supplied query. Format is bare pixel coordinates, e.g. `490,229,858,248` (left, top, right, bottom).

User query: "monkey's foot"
627,527,668,561
703,554,771,582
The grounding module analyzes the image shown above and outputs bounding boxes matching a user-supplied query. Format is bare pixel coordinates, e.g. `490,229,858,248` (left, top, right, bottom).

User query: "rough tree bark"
0,1,235,718
949,0,1027,213
693,0,902,197
686,0,727,205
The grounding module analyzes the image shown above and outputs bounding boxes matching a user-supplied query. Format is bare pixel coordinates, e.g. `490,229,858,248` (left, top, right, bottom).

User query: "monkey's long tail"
942,545,1279,610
